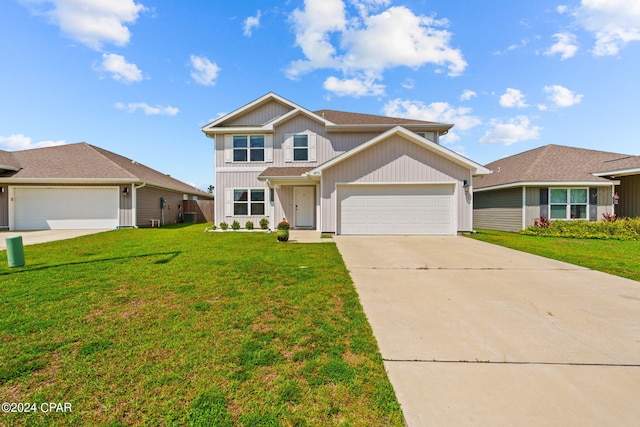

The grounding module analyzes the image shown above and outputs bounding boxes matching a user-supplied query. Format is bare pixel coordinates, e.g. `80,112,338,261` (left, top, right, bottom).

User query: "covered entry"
337,184,455,235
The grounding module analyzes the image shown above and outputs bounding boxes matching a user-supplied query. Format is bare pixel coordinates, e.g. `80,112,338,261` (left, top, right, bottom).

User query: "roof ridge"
83,143,139,179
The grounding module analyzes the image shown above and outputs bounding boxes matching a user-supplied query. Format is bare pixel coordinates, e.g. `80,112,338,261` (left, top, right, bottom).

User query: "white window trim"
225,188,267,217
224,134,273,163
284,132,316,163
549,187,589,220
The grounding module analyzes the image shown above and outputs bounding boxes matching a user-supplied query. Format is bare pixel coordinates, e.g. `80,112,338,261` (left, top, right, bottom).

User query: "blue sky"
2,0,639,190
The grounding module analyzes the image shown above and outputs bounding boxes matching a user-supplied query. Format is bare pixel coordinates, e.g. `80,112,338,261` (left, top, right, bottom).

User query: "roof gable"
474,144,632,190
310,126,490,176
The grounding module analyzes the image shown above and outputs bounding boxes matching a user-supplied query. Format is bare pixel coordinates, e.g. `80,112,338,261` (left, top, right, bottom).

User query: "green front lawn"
0,225,403,426
467,229,640,282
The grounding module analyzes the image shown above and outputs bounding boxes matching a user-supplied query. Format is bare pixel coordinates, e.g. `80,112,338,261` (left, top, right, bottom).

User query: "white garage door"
14,187,119,230
338,184,454,235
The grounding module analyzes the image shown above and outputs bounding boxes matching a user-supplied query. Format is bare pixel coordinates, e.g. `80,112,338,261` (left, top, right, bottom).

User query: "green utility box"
6,235,25,268
184,212,196,224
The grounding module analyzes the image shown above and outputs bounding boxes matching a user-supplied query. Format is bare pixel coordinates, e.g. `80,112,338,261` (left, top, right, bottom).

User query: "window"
293,134,308,161
233,189,265,216
549,188,587,219
233,135,265,162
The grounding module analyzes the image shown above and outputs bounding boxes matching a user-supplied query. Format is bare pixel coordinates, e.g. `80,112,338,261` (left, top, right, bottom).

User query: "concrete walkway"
0,229,111,250
334,235,640,426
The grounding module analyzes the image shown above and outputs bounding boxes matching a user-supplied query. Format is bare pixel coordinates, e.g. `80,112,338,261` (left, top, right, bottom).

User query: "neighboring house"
0,143,212,230
473,144,640,232
201,92,490,235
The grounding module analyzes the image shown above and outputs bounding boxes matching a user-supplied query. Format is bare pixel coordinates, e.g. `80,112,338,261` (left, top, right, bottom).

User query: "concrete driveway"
334,235,640,426
0,229,111,250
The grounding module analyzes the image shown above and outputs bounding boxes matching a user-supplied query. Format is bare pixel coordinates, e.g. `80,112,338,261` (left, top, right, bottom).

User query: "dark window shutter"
539,188,549,218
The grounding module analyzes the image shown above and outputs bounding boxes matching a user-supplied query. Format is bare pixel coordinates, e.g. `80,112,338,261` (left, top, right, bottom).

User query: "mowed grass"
467,229,640,282
0,225,403,426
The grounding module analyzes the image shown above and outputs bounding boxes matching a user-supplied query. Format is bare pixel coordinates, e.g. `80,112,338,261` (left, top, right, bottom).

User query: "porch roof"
258,167,315,178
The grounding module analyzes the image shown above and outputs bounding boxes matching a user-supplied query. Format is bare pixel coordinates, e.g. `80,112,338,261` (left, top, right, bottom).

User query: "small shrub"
602,212,617,222
231,220,241,230
259,218,269,230
245,221,254,230
277,219,290,231
219,222,229,230
533,215,552,228
521,217,640,240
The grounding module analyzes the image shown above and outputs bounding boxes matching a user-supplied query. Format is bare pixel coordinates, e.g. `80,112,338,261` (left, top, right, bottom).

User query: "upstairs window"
550,188,587,219
233,135,264,162
224,135,272,163
293,134,308,161
284,133,316,162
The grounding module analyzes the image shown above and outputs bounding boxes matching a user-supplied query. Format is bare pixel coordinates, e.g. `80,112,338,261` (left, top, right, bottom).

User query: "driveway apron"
335,235,640,426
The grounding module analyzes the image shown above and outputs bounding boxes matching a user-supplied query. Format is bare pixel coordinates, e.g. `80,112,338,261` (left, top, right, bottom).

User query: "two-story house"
202,92,490,235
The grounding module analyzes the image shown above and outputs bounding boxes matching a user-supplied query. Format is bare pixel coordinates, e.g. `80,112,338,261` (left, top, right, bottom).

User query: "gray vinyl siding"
524,187,541,228
473,187,522,232
596,186,614,219
136,186,185,227
0,185,7,227
320,135,471,233
617,175,640,218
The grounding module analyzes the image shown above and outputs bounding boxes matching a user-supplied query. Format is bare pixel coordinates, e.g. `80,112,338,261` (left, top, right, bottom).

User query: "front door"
294,187,314,228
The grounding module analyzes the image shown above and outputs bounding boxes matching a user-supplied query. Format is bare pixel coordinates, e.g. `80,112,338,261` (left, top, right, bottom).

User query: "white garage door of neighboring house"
13,187,119,230
338,184,455,235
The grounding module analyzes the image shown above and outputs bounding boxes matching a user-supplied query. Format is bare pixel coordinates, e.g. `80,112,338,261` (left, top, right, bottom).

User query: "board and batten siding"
226,100,293,127
473,187,523,232
215,115,381,169
617,175,640,218
320,135,471,233
215,171,271,227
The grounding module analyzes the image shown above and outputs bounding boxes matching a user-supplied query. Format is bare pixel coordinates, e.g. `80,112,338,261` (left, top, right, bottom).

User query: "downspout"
132,182,146,228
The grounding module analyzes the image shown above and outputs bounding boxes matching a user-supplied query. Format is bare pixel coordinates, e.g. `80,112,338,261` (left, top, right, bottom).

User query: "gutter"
132,182,146,228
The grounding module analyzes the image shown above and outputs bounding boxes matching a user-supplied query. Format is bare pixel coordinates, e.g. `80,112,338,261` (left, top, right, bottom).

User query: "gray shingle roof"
0,142,211,197
474,144,635,189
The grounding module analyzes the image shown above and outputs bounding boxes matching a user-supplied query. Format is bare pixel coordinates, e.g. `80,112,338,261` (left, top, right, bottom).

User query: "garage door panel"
338,184,454,235
14,187,119,230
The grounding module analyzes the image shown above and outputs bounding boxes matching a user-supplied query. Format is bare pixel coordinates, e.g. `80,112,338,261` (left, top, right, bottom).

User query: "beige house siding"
215,171,270,226
596,186,615,219
136,186,185,227
473,187,522,232
119,184,133,227
0,184,7,228
226,100,293,126
617,175,640,218
320,135,471,233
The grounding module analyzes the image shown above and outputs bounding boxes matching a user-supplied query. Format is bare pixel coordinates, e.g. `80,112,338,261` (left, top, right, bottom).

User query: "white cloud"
460,89,477,101
243,10,261,37
20,0,147,50
480,116,541,146
115,102,179,116
499,88,528,108
287,1,466,95
323,75,385,97
189,55,220,86
383,98,481,144
0,134,65,150
95,53,143,83
544,85,583,107
545,32,579,59
574,0,640,56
